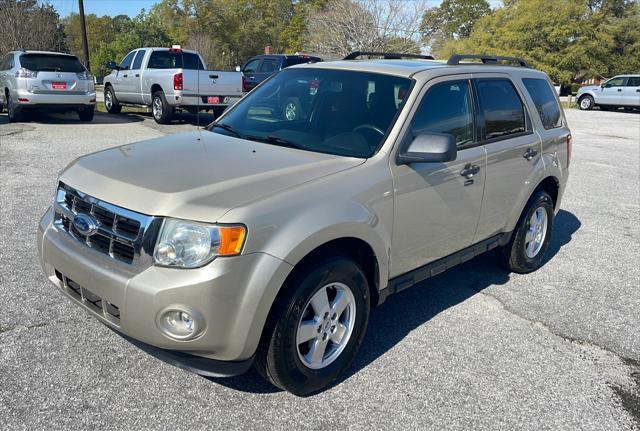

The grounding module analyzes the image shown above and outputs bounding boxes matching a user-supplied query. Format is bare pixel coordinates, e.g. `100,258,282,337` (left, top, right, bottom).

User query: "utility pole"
78,0,90,71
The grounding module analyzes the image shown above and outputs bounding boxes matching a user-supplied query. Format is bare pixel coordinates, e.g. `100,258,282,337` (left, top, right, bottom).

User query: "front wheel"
152,91,173,124
104,86,122,114
255,255,371,396
497,190,554,273
578,95,594,110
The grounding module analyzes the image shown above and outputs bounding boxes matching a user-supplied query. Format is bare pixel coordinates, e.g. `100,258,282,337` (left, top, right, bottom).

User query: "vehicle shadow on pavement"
207,209,581,395
0,111,143,125
119,111,218,126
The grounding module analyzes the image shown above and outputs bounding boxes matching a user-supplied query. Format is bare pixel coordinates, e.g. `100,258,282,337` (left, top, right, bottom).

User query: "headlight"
153,218,246,268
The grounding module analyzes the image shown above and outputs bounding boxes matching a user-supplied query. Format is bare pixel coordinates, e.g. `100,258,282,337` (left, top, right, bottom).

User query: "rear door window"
624,77,640,87
411,80,474,147
522,78,562,129
132,50,146,70
476,79,526,140
19,54,85,73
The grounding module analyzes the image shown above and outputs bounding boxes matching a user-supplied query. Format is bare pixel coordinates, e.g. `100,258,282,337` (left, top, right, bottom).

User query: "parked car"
0,50,96,122
241,53,322,91
576,74,640,110
103,46,244,124
38,52,570,396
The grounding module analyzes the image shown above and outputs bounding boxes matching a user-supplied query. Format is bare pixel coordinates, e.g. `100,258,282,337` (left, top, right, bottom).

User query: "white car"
576,74,640,110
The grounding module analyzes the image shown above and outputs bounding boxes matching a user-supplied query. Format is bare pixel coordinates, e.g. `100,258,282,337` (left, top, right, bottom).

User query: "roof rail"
344,51,435,61
447,54,530,68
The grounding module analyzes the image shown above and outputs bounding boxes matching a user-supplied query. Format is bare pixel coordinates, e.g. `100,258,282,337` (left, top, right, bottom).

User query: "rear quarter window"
522,78,562,130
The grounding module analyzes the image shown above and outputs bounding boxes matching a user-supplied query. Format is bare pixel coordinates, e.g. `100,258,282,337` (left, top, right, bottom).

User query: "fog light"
157,308,202,340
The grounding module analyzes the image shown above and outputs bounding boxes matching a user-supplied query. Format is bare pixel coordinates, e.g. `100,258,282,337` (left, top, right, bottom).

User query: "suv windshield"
19,54,85,72
210,68,412,158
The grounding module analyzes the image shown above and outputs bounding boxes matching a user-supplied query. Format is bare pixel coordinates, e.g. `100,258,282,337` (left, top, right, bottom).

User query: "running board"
378,232,512,305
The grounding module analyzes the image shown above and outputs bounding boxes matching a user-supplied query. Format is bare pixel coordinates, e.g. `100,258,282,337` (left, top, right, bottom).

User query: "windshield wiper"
209,123,243,138
246,135,307,150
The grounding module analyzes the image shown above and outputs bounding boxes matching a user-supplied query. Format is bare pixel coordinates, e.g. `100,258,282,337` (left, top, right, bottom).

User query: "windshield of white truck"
147,51,204,70
210,68,412,158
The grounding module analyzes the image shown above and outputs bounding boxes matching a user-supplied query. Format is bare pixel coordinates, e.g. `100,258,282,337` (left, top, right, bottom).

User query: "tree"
0,0,67,53
420,0,490,52
437,0,639,85
306,0,428,56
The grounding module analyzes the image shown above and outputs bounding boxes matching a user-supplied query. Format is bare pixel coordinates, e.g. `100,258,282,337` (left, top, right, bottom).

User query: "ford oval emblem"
73,213,98,236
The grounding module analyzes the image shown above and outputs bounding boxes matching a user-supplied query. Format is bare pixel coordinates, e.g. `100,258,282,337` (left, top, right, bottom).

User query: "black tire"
6,92,23,122
578,95,594,110
497,190,554,274
255,255,371,396
104,86,122,114
77,106,95,122
151,90,173,124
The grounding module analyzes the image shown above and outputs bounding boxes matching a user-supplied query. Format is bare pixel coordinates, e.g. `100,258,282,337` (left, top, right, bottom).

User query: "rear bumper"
14,88,96,106
168,93,242,108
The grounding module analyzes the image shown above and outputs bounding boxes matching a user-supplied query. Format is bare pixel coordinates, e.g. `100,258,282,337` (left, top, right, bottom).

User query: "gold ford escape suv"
38,52,571,396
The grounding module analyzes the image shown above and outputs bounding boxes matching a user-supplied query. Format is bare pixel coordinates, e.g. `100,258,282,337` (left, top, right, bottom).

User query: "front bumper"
38,206,292,368
15,88,96,106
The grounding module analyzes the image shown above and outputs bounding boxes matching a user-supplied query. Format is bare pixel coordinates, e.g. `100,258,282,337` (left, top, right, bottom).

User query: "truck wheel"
152,91,173,124
104,86,122,114
497,190,554,274
77,106,95,122
7,92,23,122
578,95,594,110
255,255,371,396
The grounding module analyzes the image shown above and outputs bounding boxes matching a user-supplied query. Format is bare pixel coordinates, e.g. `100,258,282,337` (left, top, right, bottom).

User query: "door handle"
123,74,128,78
460,164,480,178
135,73,140,77
617,88,622,92
523,147,538,161
637,89,640,93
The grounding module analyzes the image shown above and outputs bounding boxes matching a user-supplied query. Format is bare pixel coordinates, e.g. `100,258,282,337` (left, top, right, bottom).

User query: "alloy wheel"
525,207,548,258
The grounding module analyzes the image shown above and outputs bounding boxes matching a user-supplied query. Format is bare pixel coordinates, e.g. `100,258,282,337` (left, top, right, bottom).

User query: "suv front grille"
53,182,157,267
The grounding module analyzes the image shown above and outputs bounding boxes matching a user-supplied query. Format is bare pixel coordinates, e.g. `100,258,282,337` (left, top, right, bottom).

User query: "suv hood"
60,131,364,222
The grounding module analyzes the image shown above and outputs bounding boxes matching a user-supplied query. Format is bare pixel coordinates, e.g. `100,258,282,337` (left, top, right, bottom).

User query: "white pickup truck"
103,47,244,124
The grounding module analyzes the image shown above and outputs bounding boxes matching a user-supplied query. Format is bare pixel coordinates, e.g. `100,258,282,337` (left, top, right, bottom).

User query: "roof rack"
344,51,435,61
447,54,530,68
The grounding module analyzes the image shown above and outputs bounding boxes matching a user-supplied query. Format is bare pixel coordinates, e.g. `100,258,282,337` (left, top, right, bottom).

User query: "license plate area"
52,82,67,90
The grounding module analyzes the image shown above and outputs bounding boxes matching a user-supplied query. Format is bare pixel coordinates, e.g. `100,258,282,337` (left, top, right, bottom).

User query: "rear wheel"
152,91,173,124
77,106,95,122
255,255,370,396
578,95,594,110
7,92,23,122
497,190,554,274
104,86,122,114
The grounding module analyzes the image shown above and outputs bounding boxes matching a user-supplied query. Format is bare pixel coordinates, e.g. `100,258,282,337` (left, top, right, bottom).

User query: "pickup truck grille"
53,182,157,267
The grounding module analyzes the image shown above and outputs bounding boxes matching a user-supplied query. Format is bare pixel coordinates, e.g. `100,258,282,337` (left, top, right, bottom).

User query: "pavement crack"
0,318,72,334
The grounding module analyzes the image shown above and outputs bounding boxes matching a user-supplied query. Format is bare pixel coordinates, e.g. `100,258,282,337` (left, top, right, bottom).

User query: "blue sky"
47,0,503,18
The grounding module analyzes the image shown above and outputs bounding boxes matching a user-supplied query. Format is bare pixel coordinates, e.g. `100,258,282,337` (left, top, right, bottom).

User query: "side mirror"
600,83,606,88
235,65,241,72
397,133,457,164
106,61,119,70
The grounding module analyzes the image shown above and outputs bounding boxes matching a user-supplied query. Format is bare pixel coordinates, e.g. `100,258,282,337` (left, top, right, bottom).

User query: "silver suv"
0,50,96,122
37,53,571,396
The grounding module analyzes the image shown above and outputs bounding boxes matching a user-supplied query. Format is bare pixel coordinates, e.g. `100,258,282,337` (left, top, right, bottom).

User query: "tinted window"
243,59,260,74
132,49,146,70
258,58,279,73
522,78,562,130
624,77,640,87
1,54,14,70
19,54,85,72
119,51,136,70
284,57,321,67
476,79,526,140
147,51,204,70
411,80,474,147
604,77,625,87
212,69,412,158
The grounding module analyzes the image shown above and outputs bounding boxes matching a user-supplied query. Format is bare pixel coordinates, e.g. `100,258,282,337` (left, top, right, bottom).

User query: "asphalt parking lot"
1,108,639,430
